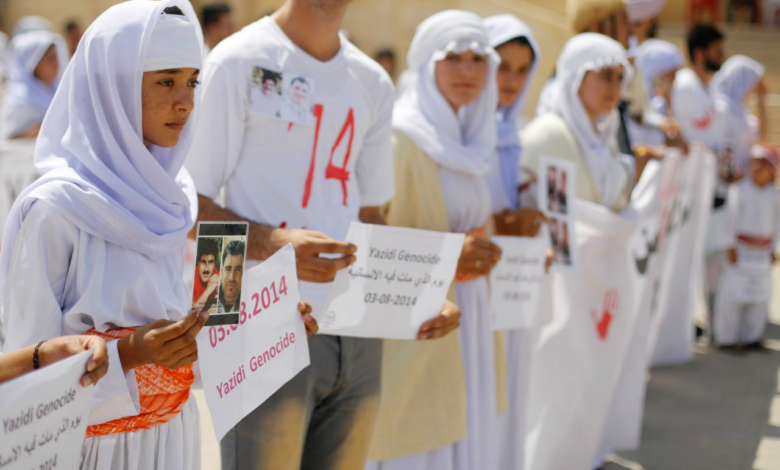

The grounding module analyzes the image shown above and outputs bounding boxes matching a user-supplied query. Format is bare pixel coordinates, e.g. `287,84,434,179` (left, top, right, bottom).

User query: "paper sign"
538,156,577,269
730,266,772,303
0,350,94,470
490,236,548,330
737,248,772,269
196,244,310,441
318,223,464,339
192,222,249,326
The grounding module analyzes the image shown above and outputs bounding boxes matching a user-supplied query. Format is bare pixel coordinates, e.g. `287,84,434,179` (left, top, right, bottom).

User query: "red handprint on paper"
591,289,618,341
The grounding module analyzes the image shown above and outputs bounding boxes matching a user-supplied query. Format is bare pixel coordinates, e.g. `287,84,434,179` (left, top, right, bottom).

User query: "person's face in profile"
289,80,310,107
198,253,217,285
221,254,244,304
262,78,276,95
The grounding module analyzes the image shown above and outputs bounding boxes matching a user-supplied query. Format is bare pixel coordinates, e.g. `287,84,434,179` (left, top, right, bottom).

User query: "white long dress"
366,165,499,470
2,201,200,470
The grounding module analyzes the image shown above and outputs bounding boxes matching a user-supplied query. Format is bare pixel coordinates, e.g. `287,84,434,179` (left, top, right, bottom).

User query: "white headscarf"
0,30,68,139
634,39,684,101
544,33,632,206
625,0,666,23
711,54,765,119
394,10,499,177
0,0,203,300
484,14,540,210
12,16,53,38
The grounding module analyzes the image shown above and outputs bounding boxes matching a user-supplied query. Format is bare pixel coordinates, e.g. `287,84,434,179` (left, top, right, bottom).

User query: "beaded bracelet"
33,340,46,370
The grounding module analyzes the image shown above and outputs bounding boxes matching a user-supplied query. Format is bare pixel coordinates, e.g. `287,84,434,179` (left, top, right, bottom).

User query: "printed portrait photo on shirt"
192,236,223,315
250,66,283,119
280,73,316,126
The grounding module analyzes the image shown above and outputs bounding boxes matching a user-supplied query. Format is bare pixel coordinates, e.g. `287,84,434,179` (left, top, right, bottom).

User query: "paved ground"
608,271,780,470
197,278,780,470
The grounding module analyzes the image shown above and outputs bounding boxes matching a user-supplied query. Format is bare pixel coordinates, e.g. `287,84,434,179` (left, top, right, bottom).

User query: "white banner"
196,244,310,441
651,147,715,366
490,236,548,331
318,223,464,339
525,201,638,470
0,350,94,470
593,148,717,459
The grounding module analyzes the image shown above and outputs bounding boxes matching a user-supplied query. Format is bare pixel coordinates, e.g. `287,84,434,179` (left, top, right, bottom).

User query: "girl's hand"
118,309,208,372
458,235,502,277
417,300,460,340
39,335,109,387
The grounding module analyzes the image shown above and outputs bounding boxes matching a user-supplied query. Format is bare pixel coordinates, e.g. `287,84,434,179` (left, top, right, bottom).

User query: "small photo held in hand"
539,156,577,270
193,222,249,326
250,66,283,118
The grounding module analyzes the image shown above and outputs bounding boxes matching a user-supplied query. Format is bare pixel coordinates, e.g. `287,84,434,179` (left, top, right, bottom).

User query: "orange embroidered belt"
737,234,772,249
84,328,194,438
456,226,486,282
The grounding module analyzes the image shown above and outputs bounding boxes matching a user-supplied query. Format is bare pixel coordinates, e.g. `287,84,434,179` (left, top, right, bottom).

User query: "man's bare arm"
195,194,356,282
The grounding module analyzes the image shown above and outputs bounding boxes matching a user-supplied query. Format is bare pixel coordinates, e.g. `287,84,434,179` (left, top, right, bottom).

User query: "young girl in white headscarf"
482,14,543,470
365,10,505,470
1,2,207,468
0,30,68,139
522,33,645,212
711,54,767,176
631,38,685,146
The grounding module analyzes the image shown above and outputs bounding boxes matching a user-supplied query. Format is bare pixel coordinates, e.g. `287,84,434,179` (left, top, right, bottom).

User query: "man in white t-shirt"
185,1,461,469
672,24,728,154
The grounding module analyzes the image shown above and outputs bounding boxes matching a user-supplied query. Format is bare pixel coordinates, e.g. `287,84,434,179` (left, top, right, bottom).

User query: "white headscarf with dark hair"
0,0,203,304
483,14,540,211
394,10,499,177
545,33,633,208
711,54,765,170
634,39,684,101
711,54,764,120
0,30,68,139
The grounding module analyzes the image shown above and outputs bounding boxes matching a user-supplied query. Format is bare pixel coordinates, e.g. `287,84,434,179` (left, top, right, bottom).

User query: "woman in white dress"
483,14,543,470
0,2,208,468
366,10,504,470
0,29,68,139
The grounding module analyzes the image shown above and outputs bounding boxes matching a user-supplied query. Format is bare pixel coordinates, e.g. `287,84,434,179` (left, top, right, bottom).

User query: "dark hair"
197,238,221,270
202,3,231,28
290,76,309,88
163,6,185,16
222,240,245,264
496,36,537,63
686,24,724,62
376,48,395,61
263,69,281,83
65,19,79,32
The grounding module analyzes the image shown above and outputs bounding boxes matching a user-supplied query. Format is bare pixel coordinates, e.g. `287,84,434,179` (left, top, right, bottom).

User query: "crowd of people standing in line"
0,0,777,469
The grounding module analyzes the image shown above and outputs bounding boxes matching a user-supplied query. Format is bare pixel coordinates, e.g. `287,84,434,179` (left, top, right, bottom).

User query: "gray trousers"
220,334,382,470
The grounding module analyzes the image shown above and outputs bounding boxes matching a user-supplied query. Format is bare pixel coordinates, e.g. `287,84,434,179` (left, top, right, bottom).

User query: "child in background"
716,143,780,353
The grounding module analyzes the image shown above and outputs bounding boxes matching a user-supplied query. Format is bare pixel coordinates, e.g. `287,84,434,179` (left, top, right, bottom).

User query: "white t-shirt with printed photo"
186,17,396,311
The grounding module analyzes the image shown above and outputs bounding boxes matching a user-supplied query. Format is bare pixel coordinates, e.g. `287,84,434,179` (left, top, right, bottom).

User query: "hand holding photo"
193,222,249,326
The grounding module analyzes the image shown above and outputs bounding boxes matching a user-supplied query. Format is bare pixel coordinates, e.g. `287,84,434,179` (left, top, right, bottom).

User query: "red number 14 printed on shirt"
301,104,355,208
